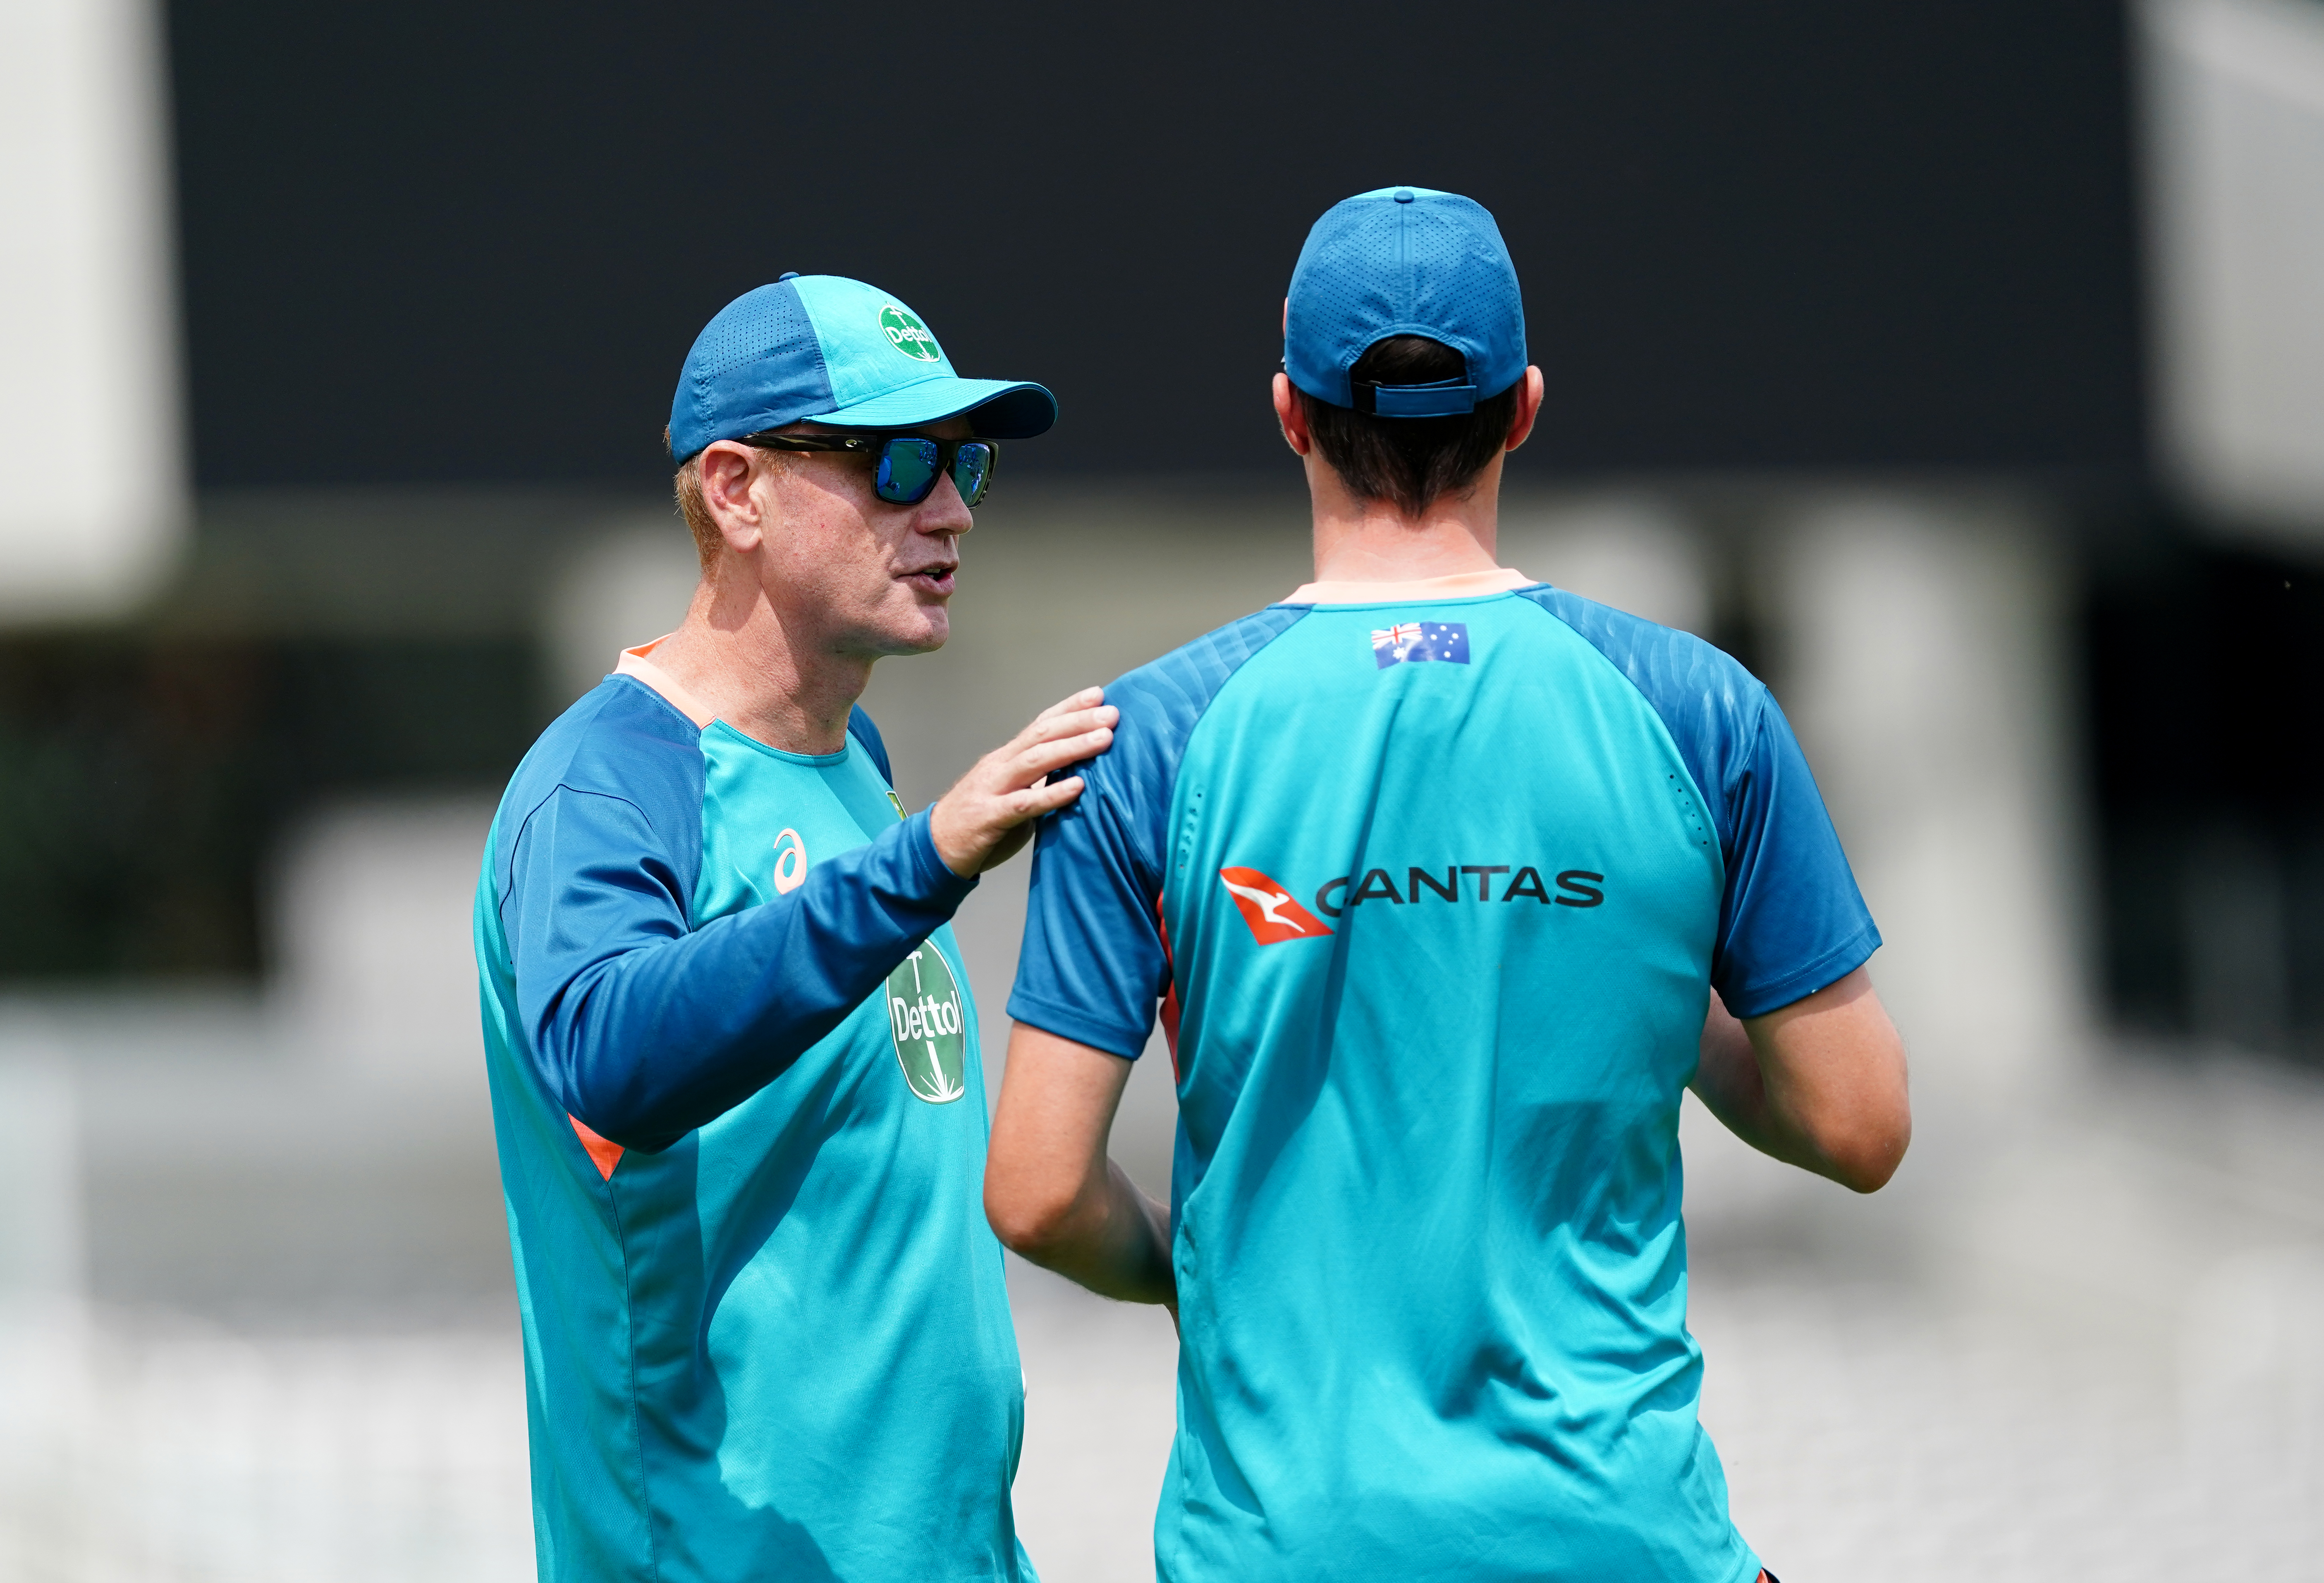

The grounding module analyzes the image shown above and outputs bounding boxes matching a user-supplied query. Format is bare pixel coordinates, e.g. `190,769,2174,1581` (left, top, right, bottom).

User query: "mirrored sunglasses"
739,431,999,507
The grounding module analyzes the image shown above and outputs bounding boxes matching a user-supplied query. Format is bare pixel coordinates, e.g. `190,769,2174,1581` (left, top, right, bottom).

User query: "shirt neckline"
613,637,851,764
1280,568,1537,606
704,718,851,767
614,638,714,727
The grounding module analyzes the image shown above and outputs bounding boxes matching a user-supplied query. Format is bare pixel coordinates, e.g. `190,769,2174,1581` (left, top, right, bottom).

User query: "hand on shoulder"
928,688,1118,876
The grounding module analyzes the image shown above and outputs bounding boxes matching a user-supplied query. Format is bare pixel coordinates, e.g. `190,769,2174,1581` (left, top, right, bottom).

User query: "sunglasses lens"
952,442,995,506
876,438,943,504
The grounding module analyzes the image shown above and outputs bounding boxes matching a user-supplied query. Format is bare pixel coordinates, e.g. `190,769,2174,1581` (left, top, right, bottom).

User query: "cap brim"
815,376,1057,440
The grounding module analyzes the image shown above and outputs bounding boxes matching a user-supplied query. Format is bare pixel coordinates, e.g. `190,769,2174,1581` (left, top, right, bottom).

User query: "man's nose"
918,471,976,537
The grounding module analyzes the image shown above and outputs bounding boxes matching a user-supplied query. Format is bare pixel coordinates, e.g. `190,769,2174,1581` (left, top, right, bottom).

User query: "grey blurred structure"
3,4,2324,1580
2145,0,2324,541
0,0,185,620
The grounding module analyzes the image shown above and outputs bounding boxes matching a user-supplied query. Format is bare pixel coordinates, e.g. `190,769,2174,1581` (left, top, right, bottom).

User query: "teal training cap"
668,275,1056,462
1284,187,1526,417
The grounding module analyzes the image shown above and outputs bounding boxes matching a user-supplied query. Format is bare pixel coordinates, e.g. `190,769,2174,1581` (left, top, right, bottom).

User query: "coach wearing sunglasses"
472,274,1103,1583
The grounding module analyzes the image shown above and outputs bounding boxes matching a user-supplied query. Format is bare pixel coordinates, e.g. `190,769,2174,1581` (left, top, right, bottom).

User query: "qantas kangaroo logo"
1217,866,1334,945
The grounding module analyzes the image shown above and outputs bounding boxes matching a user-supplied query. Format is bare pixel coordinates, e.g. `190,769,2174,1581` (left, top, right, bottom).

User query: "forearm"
1689,996,1827,1177
1006,1159,1175,1307
1690,970,1912,1192
530,809,975,1148
986,1023,1176,1308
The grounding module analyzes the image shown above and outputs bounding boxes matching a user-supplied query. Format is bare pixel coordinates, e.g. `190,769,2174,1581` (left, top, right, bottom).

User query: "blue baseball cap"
667,273,1057,462
1284,187,1526,417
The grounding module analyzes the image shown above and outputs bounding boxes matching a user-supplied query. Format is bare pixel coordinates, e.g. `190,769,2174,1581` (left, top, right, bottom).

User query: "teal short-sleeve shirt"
1012,573,1877,1583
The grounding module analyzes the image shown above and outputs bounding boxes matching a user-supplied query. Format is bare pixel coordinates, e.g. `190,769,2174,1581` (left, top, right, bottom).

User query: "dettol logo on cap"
879,304,942,363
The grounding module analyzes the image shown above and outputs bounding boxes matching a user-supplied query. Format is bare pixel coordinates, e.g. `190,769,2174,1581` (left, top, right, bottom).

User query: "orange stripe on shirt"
1156,890,1183,1083
569,1115,624,1180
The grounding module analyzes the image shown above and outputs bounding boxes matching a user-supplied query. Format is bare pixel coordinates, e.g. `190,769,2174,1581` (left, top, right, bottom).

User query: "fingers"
1031,687,1105,727
1018,707,1115,749
980,703,1114,795
1000,727,1112,789
1009,702,1116,756
1007,775,1087,820
928,692,1114,877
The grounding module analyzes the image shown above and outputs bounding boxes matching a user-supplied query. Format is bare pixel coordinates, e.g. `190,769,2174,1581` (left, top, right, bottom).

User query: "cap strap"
1352,376,1479,417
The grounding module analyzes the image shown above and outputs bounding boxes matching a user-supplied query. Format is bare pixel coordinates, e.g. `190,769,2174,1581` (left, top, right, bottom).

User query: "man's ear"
1504,366,1546,453
698,441,769,552
1272,373,1312,457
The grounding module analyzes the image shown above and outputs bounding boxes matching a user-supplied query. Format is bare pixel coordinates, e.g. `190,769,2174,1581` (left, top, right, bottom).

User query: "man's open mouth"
899,565,957,594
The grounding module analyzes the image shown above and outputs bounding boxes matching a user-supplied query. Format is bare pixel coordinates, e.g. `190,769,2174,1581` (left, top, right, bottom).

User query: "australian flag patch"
1371,620,1471,669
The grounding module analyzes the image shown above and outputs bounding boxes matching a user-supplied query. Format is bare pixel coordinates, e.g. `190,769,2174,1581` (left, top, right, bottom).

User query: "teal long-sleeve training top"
475,647,1034,1583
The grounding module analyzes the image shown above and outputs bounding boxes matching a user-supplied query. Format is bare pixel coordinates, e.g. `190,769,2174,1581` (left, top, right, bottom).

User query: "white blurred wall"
1766,496,2091,1109
2145,0,2324,540
0,0,185,621
270,799,498,1087
1499,493,1713,635
542,519,702,708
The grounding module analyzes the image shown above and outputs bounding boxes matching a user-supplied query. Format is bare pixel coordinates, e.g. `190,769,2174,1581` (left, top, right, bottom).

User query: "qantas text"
1312,866,1605,917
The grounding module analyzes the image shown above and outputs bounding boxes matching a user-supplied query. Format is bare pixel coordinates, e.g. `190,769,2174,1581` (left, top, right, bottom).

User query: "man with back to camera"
473,272,1117,1581
984,188,1912,1582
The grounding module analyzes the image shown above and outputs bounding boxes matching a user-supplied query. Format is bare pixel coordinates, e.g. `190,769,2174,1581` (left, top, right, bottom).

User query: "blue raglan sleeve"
1009,608,1306,1060
498,697,973,1151
1710,689,1882,1017
1008,752,1170,1061
1522,586,1877,1019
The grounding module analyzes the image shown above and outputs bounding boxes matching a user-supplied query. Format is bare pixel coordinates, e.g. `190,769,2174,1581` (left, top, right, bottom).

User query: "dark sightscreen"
171,2,2146,488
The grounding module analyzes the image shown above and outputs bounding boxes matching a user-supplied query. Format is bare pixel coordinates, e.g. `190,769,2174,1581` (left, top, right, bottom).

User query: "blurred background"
2,1,2322,1577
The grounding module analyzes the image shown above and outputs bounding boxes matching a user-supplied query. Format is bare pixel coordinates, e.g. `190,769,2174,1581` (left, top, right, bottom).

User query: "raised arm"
1688,967,1910,1192
509,796,966,1151
505,691,1114,1152
984,1022,1175,1309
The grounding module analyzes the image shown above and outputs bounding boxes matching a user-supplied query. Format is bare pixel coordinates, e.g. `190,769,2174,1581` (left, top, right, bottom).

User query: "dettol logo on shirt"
885,944,967,1104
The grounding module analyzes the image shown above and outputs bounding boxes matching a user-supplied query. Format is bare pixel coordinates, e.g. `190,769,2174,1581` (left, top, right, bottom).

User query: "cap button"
1392,188,1415,203
777,271,801,282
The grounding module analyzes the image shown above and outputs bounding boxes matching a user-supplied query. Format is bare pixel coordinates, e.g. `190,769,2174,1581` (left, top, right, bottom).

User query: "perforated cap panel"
693,285,822,384
667,281,834,461
1284,187,1527,412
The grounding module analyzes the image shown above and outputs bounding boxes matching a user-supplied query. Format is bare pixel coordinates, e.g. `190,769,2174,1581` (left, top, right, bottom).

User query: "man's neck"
641,573,868,755
1306,452,1505,582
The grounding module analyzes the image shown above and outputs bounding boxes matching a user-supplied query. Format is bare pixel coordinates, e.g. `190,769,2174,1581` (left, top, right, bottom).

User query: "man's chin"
846,612,950,659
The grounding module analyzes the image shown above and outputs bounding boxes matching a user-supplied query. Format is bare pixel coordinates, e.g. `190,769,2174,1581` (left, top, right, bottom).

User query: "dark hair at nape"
1296,336,1520,517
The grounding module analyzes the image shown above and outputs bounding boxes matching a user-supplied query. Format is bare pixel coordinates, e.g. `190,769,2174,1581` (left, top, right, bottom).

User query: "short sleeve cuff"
1004,987,1152,1062
1720,922,1882,1020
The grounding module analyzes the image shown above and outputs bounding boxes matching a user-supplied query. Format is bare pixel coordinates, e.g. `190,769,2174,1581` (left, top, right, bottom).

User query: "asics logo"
772,828,808,895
